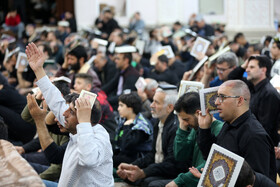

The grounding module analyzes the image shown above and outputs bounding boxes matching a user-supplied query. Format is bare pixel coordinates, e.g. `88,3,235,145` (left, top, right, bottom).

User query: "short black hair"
158,54,169,64
53,81,70,96
75,73,93,85
64,93,102,124
68,45,88,61
233,32,244,43
235,161,255,187
38,43,52,57
174,92,201,114
174,21,182,26
118,92,142,114
123,53,132,64
248,55,272,78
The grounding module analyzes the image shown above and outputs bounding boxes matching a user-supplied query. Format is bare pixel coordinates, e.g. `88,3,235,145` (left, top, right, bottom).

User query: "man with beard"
166,92,223,187
55,45,101,92
117,88,187,187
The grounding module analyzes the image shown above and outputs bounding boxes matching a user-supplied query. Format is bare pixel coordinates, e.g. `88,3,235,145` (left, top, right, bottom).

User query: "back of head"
158,54,169,64
145,78,158,91
235,161,255,187
248,55,272,78
118,92,142,114
53,80,70,96
217,52,238,67
38,43,52,57
65,93,102,124
175,92,200,114
68,45,88,61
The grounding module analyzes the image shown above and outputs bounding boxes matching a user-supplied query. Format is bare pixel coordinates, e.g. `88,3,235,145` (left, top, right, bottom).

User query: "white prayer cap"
115,46,137,53
52,76,71,84
58,20,70,27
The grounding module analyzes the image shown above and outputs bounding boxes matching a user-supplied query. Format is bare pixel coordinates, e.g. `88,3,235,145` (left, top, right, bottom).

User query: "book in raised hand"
79,90,97,109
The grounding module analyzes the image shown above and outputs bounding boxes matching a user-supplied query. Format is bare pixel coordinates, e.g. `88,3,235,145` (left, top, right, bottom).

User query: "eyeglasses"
216,94,246,103
216,67,232,73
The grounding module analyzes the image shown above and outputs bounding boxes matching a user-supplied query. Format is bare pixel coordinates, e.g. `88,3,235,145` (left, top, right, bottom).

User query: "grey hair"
223,80,251,103
146,78,158,91
156,88,178,106
217,52,238,67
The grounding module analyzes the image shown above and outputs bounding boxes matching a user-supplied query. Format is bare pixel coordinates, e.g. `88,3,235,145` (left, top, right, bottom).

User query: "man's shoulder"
164,113,179,130
210,76,223,87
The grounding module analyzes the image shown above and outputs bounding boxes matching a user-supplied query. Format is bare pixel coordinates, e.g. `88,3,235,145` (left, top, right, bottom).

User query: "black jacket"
95,59,117,89
169,60,186,80
132,112,187,178
103,65,140,109
198,110,276,182
228,66,280,146
148,68,179,85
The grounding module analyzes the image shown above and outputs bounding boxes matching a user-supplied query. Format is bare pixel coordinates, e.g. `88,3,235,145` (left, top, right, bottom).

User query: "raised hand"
198,109,213,129
25,43,47,74
75,97,91,123
27,93,48,123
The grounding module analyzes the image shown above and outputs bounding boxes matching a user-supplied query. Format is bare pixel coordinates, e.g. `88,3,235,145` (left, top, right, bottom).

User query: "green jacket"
21,100,69,181
173,120,223,187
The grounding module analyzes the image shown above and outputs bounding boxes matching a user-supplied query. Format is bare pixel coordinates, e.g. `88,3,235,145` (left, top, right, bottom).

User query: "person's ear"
195,110,200,117
79,57,85,65
237,96,245,107
86,83,92,91
167,104,174,113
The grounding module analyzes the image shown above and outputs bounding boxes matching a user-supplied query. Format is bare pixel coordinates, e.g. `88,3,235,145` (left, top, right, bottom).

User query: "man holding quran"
25,42,114,187
197,79,276,184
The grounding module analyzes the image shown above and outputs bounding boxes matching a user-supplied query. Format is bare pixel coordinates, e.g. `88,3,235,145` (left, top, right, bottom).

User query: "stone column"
74,0,99,30
225,0,276,42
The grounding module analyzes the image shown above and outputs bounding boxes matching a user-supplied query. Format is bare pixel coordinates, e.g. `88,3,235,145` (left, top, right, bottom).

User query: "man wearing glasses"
197,80,276,183
201,52,238,88
228,55,280,147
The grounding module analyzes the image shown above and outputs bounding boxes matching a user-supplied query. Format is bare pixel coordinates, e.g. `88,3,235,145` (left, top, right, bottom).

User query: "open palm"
25,43,47,72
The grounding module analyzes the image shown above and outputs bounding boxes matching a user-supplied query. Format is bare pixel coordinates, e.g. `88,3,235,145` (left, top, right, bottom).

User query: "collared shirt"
36,75,114,187
155,121,164,163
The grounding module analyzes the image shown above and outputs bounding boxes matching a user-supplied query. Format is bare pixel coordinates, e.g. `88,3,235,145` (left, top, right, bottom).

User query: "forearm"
17,72,32,88
201,73,211,88
228,66,245,80
34,67,47,81
35,120,54,150
36,75,68,126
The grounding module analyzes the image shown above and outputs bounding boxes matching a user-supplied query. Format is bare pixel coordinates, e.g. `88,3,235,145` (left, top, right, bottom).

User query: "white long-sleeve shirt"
36,75,114,187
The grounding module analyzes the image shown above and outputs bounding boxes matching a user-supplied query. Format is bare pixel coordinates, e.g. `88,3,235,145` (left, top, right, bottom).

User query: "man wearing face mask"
55,45,101,92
